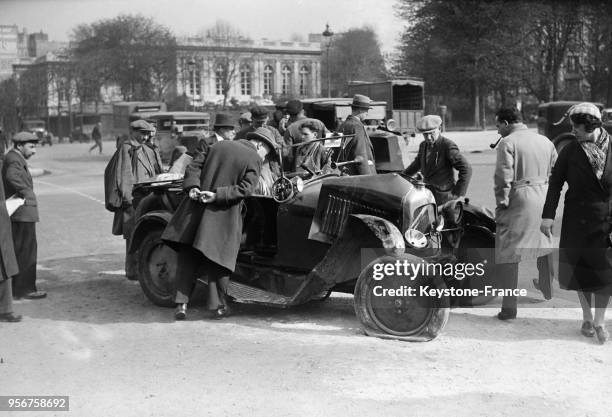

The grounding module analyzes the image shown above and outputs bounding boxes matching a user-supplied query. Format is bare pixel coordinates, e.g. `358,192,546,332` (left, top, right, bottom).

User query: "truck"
348,78,425,136
111,101,167,139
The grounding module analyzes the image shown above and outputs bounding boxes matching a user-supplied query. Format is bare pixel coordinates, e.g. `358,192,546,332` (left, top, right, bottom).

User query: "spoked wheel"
354,254,450,342
137,227,178,307
453,226,497,307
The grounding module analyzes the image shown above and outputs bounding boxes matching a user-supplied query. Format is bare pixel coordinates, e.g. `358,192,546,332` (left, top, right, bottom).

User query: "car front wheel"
137,227,178,307
354,254,450,342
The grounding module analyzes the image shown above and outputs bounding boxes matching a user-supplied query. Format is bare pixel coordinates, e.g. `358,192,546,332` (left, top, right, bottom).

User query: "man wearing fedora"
199,113,235,151
403,115,472,204
337,94,377,175
2,131,45,300
162,127,275,320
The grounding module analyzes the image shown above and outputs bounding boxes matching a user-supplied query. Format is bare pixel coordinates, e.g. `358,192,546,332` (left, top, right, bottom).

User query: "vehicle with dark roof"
129,158,496,341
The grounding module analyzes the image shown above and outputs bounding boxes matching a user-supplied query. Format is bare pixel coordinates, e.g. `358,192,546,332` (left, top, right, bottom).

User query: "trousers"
11,222,37,298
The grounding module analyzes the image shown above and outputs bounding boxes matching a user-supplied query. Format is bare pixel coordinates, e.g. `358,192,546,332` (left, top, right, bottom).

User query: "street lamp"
127,62,134,100
322,23,334,97
188,59,196,112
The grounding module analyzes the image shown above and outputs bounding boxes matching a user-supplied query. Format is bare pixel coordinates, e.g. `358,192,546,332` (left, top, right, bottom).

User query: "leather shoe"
497,308,517,321
211,305,232,320
594,325,609,344
0,312,22,322
174,303,187,321
23,291,46,300
580,321,595,337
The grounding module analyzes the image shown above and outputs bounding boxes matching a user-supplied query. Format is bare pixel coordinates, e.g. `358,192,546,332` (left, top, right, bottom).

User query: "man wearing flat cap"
337,94,377,175
403,114,472,204
111,119,162,280
162,127,274,320
282,99,329,170
2,131,45,300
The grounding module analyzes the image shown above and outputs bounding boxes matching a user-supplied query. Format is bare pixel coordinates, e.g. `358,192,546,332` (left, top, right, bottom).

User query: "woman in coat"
541,102,612,344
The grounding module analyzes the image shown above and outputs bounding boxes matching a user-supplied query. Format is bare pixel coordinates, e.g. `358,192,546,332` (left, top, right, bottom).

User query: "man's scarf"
578,129,610,180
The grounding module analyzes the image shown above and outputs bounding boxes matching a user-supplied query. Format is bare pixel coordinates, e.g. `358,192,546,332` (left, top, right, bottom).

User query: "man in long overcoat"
0,157,21,321
2,131,45,300
112,120,162,279
403,115,472,204
337,94,377,176
162,127,275,320
494,107,557,320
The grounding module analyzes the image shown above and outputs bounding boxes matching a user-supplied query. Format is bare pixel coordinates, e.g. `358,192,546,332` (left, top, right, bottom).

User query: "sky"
0,0,404,52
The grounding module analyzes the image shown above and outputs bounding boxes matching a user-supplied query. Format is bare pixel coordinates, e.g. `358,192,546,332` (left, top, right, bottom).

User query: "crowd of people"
0,96,610,345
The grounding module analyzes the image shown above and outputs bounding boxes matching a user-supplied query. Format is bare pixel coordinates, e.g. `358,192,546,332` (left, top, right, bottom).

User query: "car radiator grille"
320,195,387,238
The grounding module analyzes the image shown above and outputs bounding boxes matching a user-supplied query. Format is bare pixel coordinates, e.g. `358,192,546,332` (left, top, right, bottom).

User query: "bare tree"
198,20,250,108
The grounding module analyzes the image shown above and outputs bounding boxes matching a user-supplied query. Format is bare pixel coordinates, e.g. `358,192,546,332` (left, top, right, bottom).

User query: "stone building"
175,37,322,106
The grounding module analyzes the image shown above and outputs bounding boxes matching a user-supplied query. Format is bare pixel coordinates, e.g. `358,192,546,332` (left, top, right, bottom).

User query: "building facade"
176,37,322,106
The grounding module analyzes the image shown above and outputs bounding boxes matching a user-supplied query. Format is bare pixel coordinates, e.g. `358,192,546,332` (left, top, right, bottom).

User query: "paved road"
2,139,608,417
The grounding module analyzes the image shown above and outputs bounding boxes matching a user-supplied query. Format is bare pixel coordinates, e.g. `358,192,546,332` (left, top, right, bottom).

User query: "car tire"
354,254,450,342
137,227,178,307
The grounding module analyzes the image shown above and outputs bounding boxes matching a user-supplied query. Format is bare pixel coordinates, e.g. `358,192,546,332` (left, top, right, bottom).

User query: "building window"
215,65,224,95
566,55,579,74
240,65,251,96
299,66,309,96
189,68,201,97
263,65,273,95
281,65,291,95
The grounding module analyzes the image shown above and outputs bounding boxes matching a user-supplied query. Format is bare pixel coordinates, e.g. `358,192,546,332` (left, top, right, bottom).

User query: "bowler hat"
351,94,373,109
246,127,278,154
213,113,235,129
568,102,602,120
250,106,269,121
417,115,443,133
286,100,303,115
130,119,155,132
13,131,39,143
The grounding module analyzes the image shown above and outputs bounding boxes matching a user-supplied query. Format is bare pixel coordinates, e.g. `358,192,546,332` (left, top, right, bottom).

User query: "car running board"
226,280,294,307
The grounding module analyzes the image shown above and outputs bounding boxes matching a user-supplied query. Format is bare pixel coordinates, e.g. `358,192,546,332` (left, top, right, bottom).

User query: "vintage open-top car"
129,158,496,342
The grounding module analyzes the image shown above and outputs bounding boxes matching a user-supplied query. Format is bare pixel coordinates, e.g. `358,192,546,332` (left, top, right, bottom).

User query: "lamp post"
127,62,134,100
322,23,334,97
188,59,196,112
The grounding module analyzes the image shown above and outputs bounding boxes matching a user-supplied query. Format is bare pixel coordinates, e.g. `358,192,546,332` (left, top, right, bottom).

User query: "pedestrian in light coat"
494,107,557,320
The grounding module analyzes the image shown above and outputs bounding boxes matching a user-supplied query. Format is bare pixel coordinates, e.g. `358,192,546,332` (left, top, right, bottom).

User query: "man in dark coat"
162,127,275,320
1,131,45,300
0,157,21,321
337,94,377,176
403,115,472,204
111,120,162,280
89,122,103,154
197,113,235,152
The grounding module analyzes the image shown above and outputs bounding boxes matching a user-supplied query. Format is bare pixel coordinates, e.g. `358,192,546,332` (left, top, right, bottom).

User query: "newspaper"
5,194,25,216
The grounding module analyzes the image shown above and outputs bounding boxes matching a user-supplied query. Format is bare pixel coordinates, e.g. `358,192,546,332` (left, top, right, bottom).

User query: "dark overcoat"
542,135,612,294
162,140,261,272
403,135,472,201
1,149,39,222
0,159,19,282
337,115,376,175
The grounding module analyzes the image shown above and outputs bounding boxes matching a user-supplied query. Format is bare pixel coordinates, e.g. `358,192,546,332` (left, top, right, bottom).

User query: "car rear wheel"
354,254,450,342
552,132,575,154
138,227,178,307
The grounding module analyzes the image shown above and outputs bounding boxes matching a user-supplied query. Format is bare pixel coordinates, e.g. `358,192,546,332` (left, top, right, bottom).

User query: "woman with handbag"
541,102,612,344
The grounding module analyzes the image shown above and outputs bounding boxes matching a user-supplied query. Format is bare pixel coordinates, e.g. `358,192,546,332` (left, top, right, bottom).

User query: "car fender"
128,210,173,253
306,214,405,288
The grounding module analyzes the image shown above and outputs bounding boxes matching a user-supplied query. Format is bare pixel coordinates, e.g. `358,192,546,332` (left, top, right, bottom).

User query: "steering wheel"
272,176,294,203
